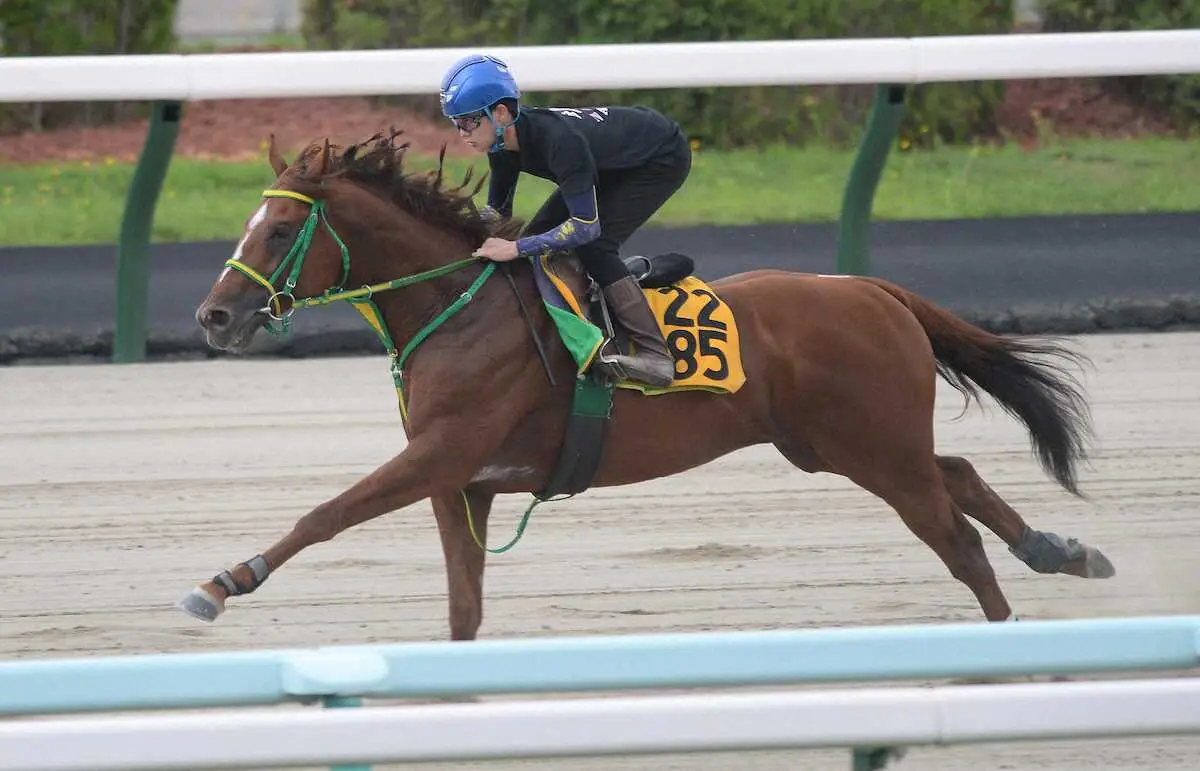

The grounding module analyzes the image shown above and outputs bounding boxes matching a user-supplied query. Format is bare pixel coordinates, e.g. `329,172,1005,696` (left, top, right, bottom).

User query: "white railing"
3,678,1200,771
2,30,1200,103
0,615,1198,770
6,30,1200,362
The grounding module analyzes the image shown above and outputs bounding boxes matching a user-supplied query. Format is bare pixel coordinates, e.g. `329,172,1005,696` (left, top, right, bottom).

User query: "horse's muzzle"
196,295,265,352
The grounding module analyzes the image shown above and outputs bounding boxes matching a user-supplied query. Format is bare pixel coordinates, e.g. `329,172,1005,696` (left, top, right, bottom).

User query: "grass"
0,136,1197,247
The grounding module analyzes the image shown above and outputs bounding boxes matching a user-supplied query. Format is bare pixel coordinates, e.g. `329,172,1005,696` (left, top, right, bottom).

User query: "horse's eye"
269,223,292,242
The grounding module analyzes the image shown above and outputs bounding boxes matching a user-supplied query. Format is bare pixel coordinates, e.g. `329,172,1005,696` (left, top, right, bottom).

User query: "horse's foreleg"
432,488,493,641
177,433,483,622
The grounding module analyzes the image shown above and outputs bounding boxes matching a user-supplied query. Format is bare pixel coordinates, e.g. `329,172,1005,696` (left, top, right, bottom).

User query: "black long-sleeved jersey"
485,106,686,257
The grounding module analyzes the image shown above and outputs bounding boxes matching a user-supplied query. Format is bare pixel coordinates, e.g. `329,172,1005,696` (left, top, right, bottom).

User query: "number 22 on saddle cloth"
535,253,747,396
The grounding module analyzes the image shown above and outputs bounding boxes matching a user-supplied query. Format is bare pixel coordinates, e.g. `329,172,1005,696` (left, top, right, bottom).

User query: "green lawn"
0,136,1196,247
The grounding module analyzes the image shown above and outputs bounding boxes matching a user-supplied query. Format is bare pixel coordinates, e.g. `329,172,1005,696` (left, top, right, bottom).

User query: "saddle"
526,249,751,502
528,251,680,503
586,252,696,354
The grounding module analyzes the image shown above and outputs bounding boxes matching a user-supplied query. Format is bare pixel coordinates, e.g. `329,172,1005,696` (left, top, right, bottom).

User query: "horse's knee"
292,503,341,545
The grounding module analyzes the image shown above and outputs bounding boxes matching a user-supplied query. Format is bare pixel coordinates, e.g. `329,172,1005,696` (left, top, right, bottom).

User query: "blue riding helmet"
440,54,521,152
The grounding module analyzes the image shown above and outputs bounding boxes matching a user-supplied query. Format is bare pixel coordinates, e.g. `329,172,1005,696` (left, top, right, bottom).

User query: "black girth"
512,252,694,501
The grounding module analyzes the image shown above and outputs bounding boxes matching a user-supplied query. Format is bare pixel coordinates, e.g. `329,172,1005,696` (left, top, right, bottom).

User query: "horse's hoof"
177,587,225,622
1060,545,1116,579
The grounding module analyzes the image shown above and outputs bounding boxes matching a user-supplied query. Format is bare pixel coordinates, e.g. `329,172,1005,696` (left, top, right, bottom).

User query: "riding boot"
596,274,676,387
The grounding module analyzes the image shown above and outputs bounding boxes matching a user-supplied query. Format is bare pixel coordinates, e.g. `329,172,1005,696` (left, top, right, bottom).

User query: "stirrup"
595,349,673,387
594,341,630,380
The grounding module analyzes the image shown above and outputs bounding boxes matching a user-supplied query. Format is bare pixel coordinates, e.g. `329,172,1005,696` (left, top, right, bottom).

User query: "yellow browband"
262,188,316,204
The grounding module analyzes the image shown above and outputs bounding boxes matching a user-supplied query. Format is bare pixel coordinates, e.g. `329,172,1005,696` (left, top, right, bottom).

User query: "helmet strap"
486,103,521,154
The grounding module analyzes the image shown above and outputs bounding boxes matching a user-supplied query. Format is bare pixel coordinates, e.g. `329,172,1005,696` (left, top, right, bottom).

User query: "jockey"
439,53,692,388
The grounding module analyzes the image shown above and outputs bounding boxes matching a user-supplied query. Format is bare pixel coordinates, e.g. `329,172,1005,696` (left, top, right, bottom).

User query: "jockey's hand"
473,237,520,262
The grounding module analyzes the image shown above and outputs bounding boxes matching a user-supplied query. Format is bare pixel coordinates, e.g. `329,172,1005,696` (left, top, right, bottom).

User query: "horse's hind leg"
776,440,1013,622
431,487,494,641
936,455,1115,579
878,469,1015,622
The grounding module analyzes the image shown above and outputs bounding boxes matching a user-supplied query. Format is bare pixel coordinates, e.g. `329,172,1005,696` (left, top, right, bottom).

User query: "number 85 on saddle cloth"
636,275,746,395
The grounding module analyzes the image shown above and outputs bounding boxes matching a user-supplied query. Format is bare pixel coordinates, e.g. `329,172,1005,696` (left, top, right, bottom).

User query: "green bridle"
223,187,495,372
224,187,544,557
222,188,352,331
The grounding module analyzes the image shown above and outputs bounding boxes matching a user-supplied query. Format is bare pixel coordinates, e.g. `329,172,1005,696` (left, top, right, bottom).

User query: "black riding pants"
524,144,692,288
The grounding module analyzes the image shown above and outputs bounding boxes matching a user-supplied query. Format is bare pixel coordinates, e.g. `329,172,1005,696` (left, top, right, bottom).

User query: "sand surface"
2,331,1198,770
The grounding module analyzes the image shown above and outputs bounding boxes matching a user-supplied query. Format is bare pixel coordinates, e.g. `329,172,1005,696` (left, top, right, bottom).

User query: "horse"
183,129,1114,640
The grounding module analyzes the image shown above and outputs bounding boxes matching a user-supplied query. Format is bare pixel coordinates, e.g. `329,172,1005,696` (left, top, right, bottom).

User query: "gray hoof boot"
1009,528,1115,579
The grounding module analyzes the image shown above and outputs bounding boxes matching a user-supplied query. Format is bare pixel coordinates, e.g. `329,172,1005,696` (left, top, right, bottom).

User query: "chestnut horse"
182,131,1113,638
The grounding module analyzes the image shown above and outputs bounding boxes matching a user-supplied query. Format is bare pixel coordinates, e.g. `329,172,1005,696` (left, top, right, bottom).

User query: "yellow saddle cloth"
537,254,747,396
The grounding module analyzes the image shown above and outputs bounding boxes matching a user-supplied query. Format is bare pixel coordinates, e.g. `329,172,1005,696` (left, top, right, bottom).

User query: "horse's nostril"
202,307,232,330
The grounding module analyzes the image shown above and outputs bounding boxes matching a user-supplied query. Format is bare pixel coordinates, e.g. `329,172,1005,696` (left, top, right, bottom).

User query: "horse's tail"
862,277,1093,497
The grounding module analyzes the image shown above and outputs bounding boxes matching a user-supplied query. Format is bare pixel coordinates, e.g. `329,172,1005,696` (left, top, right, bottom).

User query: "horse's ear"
267,134,288,176
315,138,333,175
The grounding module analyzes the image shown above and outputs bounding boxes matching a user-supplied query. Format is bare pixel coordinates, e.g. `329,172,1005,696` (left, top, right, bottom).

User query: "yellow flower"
689,138,702,152
899,137,913,151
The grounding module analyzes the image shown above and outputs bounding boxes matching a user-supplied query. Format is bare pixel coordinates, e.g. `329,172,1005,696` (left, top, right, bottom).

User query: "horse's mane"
286,129,525,242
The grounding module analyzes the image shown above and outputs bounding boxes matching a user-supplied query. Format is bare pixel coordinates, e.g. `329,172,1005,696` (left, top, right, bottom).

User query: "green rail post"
836,84,907,276
113,100,182,363
323,695,371,771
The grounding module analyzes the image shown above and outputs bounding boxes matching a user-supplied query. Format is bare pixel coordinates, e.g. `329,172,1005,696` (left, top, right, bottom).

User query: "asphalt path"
2,212,1198,360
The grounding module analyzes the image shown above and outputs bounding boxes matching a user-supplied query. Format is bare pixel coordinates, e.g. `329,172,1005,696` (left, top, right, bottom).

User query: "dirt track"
2,331,1199,770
